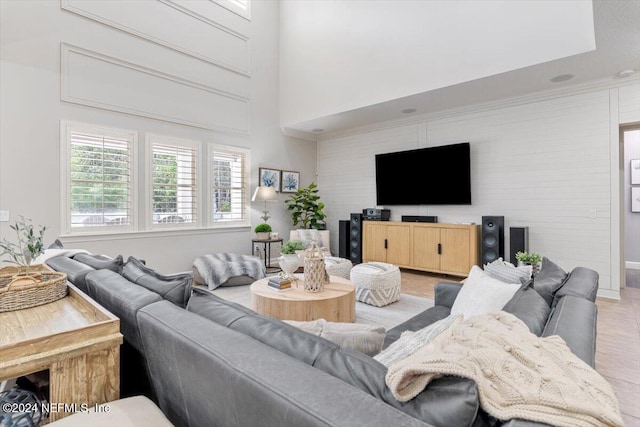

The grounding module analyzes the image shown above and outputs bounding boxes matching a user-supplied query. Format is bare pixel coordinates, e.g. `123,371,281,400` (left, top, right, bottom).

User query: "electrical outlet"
589,209,597,219
0,211,9,222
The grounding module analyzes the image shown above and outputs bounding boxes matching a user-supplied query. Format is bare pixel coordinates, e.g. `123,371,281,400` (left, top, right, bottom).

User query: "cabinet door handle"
437,243,442,255
384,239,388,249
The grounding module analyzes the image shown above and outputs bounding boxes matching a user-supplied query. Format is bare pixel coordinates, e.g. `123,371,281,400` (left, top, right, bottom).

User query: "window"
61,122,137,233
209,144,250,225
147,135,199,227
215,0,251,19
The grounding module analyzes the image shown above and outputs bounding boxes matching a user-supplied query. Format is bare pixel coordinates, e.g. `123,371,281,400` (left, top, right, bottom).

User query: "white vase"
278,254,300,280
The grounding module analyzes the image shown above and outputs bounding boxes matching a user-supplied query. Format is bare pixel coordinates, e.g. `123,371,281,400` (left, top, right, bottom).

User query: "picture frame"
281,170,300,193
632,159,640,185
633,187,640,213
259,167,280,191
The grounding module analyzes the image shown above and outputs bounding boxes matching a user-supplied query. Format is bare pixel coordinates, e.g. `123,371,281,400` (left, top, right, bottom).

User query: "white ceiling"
283,0,640,137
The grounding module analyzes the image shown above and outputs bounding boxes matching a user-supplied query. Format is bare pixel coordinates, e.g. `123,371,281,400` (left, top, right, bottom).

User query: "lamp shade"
251,186,277,202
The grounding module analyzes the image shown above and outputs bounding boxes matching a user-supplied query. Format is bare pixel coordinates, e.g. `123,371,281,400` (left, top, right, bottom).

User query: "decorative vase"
278,254,300,281
303,241,326,292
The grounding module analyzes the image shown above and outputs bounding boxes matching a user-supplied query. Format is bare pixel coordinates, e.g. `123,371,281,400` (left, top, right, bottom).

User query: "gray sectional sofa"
46,254,599,427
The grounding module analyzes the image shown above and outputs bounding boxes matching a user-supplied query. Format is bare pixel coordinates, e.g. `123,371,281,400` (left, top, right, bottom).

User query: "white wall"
0,0,317,273
624,130,640,266
279,0,594,128
318,81,640,299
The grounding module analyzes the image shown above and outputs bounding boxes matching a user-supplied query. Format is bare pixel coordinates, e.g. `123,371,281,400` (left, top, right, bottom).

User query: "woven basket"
0,270,68,312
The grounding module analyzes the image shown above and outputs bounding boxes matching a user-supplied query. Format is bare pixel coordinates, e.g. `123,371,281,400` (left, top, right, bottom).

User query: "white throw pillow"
451,265,521,319
296,229,321,246
374,314,462,367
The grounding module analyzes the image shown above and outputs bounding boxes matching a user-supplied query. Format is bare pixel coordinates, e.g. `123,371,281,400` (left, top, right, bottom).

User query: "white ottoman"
324,257,353,279
350,262,401,307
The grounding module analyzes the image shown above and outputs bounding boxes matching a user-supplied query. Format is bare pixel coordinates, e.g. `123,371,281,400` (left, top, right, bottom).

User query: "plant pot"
255,232,270,240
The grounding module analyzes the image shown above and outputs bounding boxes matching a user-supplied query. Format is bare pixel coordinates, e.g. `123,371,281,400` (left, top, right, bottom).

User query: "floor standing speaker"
338,220,350,259
509,227,529,265
481,216,504,264
350,213,363,264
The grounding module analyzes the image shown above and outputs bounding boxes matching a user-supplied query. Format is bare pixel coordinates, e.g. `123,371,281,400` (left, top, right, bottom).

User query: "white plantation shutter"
67,128,134,229
210,145,249,224
151,142,198,225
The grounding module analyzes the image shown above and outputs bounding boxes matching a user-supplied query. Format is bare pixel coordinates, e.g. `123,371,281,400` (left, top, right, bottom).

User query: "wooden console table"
0,283,122,421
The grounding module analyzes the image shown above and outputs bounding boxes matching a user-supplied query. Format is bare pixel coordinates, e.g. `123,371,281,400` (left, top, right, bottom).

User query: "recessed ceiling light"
401,108,416,114
550,74,574,83
312,128,324,133
617,69,636,78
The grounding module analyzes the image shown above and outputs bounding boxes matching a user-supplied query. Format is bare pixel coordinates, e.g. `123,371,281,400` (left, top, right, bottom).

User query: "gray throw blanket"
193,253,265,290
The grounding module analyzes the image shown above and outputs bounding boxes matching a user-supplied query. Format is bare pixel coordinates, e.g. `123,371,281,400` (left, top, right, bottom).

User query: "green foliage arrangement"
515,251,542,265
0,216,47,273
281,240,305,254
285,182,327,229
254,223,272,233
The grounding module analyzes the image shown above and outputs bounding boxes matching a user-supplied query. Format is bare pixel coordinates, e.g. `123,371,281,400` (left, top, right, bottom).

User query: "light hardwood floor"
399,269,640,426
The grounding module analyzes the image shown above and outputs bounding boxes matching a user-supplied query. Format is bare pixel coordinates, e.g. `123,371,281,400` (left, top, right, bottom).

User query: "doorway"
622,126,640,288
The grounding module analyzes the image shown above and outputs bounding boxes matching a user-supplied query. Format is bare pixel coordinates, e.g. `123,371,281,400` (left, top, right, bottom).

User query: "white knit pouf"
324,257,353,279
350,262,401,307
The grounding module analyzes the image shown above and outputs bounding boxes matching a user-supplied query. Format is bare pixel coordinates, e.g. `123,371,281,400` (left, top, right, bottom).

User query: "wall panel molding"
61,0,250,76
61,44,250,134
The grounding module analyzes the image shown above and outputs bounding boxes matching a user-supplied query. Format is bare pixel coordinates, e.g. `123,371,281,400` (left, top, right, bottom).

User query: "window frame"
145,134,202,230
60,121,138,235
207,143,251,228
213,0,251,20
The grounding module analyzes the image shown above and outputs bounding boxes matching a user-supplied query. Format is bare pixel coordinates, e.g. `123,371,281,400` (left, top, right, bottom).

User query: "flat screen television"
375,142,471,205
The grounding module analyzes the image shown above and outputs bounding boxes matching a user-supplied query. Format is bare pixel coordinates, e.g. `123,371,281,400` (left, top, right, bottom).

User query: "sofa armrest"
542,295,597,368
434,281,463,308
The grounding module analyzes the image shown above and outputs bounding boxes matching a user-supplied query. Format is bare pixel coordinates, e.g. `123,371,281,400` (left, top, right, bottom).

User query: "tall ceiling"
281,0,640,137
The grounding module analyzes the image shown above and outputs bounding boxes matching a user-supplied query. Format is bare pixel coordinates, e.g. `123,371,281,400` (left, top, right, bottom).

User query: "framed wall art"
281,170,300,193
631,159,640,185
259,167,280,191
632,187,640,213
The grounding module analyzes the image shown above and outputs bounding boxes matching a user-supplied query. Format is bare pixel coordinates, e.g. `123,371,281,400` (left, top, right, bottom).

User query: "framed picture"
259,167,280,191
633,187,640,213
281,170,300,193
632,159,640,185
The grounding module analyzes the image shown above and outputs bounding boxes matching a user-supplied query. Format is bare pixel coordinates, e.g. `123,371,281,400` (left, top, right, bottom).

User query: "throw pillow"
296,229,321,247
73,253,124,273
502,283,551,336
122,256,192,308
284,319,385,356
48,239,63,249
374,314,462,367
484,257,532,284
450,265,520,319
532,257,568,306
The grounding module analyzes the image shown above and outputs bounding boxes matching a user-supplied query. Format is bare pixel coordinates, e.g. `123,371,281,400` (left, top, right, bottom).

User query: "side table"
251,237,283,272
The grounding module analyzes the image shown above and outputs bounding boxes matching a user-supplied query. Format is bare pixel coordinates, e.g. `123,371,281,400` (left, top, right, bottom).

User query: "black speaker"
509,227,529,265
338,220,350,259
350,213,363,264
481,216,504,264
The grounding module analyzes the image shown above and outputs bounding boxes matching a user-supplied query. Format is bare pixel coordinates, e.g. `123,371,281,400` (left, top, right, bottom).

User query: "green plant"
0,216,47,274
254,223,272,233
515,251,542,265
285,182,327,229
281,240,305,254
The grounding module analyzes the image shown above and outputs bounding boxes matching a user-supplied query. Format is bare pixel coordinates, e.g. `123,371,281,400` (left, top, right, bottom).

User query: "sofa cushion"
187,290,479,427
86,269,162,352
484,257,532,284
284,319,385,356
532,257,568,306
122,257,192,308
45,256,95,293
73,253,123,273
553,267,598,305
502,282,551,336
451,266,520,319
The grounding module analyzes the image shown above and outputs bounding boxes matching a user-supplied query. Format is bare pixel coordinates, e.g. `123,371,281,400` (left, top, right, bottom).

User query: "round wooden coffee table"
250,274,355,322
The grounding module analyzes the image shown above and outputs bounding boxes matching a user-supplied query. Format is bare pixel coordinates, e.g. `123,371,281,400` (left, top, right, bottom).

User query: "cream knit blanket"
386,312,623,427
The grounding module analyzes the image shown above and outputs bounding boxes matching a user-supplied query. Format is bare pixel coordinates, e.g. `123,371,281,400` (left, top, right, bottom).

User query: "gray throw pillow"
502,281,551,336
532,257,568,306
484,257,532,284
122,256,192,308
73,253,123,273
48,238,64,249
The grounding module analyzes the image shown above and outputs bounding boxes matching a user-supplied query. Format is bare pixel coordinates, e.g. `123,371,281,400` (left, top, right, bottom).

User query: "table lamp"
251,186,277,222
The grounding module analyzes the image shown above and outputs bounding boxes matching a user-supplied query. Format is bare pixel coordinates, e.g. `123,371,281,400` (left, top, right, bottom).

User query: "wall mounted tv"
375,142,471,205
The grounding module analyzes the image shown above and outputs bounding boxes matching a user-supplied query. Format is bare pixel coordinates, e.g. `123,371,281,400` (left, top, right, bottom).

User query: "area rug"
209,285,434,331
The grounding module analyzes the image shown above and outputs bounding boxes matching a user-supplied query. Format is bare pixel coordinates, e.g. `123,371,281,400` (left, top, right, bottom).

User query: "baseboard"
625,261,640,270
597,289,621,300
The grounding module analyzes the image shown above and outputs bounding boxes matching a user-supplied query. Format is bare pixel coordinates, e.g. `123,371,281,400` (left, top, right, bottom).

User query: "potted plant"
515,251,542,276
284,182,327,229
254,223,272,240
0,216,47,275
279,240,305,280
